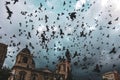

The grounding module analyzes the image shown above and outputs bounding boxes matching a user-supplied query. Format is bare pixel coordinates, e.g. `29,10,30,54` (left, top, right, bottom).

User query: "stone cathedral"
8,48,72,80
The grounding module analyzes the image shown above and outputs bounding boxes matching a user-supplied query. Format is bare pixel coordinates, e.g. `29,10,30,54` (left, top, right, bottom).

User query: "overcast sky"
0,0,120,80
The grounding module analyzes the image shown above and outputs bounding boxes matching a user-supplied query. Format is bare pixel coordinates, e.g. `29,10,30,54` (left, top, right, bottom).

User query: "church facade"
8,48,71,80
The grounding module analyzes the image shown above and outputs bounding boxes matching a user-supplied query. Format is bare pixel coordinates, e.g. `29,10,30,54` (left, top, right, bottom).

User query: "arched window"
22,57,28,63
19,71,26,80
60,64,65,71
60,65,64,71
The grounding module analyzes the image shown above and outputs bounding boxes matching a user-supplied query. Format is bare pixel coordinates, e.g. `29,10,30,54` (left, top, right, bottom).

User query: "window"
19,71,26,80
22,57,28,63
60,64,65,71
31,74,37,80
60,65,64,71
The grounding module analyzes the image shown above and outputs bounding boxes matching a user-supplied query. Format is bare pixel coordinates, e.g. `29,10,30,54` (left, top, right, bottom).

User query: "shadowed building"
0,43,8,69
56,60,72,80
8,48,71,80
102,70,120,80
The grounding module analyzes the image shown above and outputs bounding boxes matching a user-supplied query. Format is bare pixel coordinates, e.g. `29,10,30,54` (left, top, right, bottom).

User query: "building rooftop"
20,48,31,54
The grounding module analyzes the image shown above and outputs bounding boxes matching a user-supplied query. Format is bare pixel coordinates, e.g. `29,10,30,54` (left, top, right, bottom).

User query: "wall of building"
0,43,8,69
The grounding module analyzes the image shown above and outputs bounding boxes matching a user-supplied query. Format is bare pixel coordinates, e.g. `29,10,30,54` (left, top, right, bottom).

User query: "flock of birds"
0,0,120,79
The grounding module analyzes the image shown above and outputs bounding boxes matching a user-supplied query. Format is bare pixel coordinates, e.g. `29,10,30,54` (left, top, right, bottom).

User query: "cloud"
1,0,120,79
101,0,120,11
75,0,86,10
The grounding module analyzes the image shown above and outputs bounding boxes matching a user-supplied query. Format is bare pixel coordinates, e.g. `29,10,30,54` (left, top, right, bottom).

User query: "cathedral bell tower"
56,49,72,80
14,48,35,69
57,60,71,80
8,48,35,80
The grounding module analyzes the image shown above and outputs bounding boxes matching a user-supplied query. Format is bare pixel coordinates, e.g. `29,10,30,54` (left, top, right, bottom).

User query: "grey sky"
0,0,120,80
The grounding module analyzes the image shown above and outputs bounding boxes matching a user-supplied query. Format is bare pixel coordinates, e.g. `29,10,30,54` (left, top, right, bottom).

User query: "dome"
20,48,31,54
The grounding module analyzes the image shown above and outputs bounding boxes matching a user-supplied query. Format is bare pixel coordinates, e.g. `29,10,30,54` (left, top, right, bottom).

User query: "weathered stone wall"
0,43,8,69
